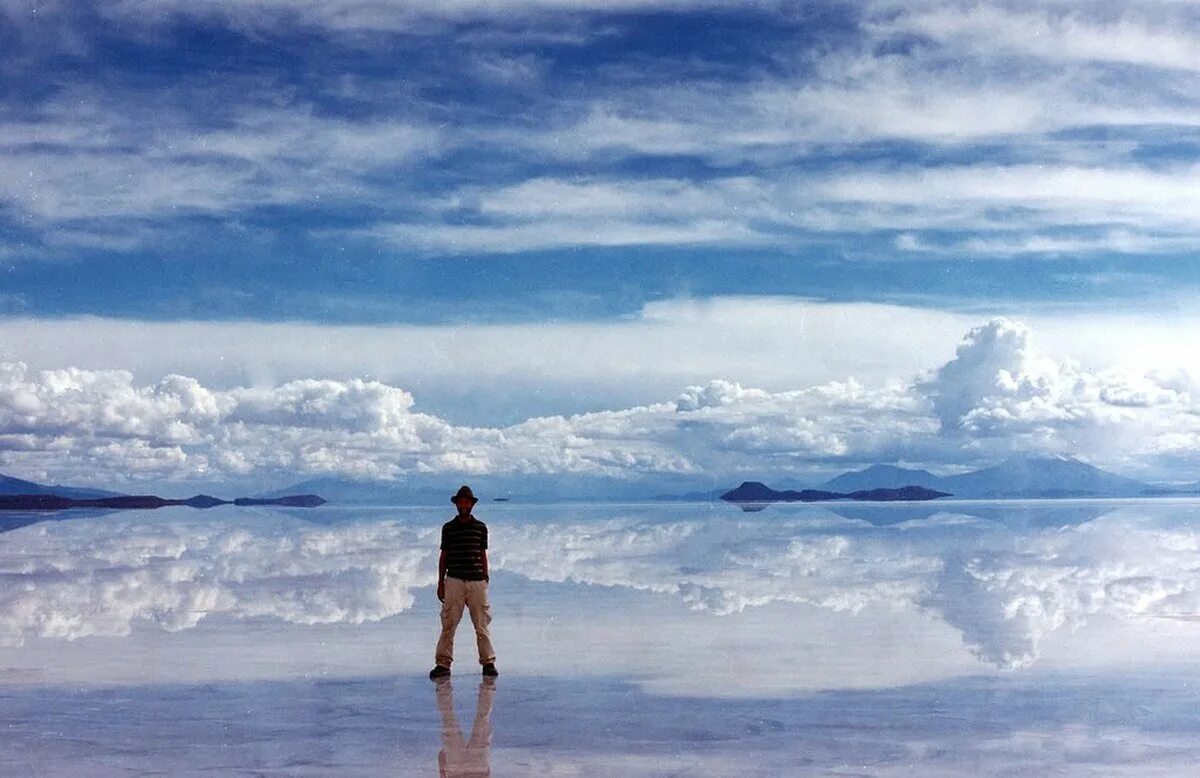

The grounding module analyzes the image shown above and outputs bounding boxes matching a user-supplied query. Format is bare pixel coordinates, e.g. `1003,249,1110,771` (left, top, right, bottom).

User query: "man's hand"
436,549,447,602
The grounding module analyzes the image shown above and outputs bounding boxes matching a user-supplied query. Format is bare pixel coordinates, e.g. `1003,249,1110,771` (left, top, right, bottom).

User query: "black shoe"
481,663,499,677
429,665,451,680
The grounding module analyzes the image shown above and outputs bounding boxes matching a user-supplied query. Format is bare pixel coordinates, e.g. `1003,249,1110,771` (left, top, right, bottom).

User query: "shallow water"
2,498,1200,775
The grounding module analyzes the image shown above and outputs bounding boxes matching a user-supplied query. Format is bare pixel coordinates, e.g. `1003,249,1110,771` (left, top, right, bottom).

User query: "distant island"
0,493,326,511
662,454,1184,502
720,482,950,504
4,452,1197,509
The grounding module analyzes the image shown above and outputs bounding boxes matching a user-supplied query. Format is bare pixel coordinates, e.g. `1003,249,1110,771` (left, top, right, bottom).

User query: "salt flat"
2,499,1199,775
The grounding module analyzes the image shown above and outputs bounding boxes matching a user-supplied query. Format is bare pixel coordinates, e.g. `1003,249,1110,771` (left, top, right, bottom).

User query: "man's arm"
437,549,447,602
480,524,489,582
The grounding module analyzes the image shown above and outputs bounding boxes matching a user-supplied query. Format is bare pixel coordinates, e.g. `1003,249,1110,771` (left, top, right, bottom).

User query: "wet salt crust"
2,499,1200,775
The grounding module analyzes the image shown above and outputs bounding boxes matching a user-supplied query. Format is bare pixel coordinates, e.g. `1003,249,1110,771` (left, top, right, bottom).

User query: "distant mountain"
721,482,843,502
846,486,954,501
264,473,686,504
263,453,1157,506
1142,481,1200,496
819,455,1151,499
0,493,325,511
720,481,950,504
233,495,327,507
938,454,1148,498
0,472,122,499
260,476,456,506
820,464,943,492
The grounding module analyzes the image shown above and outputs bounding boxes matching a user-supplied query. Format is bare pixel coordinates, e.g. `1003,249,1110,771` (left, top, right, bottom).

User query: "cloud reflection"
0,510,434,645
0,502,1198,674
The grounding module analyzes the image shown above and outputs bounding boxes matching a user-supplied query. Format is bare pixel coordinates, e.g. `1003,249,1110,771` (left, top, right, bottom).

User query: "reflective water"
1,499,1199,775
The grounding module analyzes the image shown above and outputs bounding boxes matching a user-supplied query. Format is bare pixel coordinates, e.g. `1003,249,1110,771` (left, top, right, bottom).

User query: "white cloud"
8,4,1200,259
513,45,1197,164
0,98,439,226
366,217,761,254
367,176,777,252
0,298,978,420
0,358,703,485
896,230,1200,257
877,4,1200,73
91,0,775,30
2,309,1200,486
916,318,1200,470
805,164,1200,235
397,4,1200,257
361,160,1200,257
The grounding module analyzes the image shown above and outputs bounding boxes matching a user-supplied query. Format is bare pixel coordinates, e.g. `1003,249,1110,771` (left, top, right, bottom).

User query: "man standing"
430,485,498,679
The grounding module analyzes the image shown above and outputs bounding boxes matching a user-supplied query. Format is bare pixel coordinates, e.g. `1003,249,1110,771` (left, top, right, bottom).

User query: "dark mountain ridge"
720,481,951,504
0,471,325,511
688,454,1162,502
0,473,121,499
0,492,325,511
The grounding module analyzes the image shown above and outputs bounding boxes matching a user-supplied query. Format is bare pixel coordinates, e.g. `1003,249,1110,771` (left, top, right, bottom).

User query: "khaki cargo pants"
435,577,496,668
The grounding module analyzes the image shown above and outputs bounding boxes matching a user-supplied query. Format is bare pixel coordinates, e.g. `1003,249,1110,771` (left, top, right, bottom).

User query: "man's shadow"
435,677,495,777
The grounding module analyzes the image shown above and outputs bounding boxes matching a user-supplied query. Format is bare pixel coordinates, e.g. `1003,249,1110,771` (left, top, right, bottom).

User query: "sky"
3,0,1200,493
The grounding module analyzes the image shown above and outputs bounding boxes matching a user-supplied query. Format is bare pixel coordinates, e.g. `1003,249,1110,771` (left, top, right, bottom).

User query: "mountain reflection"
0,507,119,534
824,501,1117,527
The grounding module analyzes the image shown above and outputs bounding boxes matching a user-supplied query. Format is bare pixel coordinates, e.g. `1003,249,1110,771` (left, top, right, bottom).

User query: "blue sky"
3,0,1200,491
5,0,1199,322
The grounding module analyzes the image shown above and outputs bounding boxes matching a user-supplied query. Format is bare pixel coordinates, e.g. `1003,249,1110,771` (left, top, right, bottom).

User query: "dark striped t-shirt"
441,516,488,581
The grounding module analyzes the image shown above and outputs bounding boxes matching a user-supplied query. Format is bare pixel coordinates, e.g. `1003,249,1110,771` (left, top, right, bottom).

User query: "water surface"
2,499,1199,774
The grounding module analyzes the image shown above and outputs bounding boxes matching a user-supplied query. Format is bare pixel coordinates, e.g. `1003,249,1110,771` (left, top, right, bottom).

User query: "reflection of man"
430,485,499,679
435,678,495,778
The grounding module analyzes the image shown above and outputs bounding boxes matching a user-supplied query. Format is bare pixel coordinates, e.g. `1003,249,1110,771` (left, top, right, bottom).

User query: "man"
430,485,498,679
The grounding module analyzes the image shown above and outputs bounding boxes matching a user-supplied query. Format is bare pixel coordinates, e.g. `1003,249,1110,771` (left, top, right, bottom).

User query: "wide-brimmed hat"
451,485,478,505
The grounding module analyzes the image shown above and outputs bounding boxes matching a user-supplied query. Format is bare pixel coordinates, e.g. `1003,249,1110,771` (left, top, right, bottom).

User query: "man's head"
451,485,478,516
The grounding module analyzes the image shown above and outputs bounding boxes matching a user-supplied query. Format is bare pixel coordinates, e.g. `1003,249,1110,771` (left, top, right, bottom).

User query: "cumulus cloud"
916,318,1200,465
921,318,1070,433
2,316,1200,486
0,360,703,484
